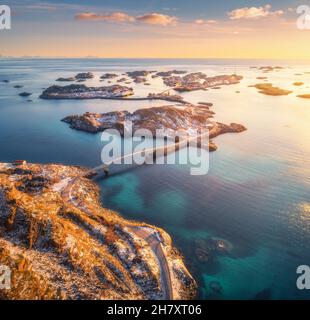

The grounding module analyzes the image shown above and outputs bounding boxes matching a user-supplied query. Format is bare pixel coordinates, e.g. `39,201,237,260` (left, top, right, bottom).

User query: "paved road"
129,226,173,299
59,178,174,299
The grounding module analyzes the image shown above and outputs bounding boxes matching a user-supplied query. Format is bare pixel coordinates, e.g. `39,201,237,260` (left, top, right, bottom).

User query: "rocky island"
251,83,292,96
40,84,134,99
62,104,246,151
19,92,32,97
162,73,243,92
56,72,94,82
100,73,118,80
297,94,310,99
0,162,196,300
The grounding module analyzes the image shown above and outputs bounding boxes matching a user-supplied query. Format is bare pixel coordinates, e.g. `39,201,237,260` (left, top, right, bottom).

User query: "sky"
1,0,310,58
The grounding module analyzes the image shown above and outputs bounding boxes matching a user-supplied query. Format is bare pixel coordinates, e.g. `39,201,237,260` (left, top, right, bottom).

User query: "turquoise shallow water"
0,58,309,299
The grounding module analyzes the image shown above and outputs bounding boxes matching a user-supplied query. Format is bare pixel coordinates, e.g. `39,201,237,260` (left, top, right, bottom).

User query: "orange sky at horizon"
2,3,310,59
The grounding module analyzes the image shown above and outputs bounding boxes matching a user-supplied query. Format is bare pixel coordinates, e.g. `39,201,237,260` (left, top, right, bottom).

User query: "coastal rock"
127,71,152,78
75,72,94,80
56,77,76,82
156,70,187,77
134,76,147,84
19,92,32,97
117,77,128,83
0,162,196,300
40,84,134,99
100,73,118,80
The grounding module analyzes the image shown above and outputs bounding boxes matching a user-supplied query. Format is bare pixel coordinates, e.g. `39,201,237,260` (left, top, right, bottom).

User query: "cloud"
75,12,134,23
228,4,284,20
75,11,177,26
136,13,177,26
195,19,217,25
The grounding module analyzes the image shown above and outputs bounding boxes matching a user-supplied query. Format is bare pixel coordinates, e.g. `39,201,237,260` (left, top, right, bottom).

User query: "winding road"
53,133,208,299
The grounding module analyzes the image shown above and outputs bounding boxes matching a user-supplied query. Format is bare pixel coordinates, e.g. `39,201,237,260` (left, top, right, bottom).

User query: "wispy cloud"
194,19,217,25
75,11,177,26
75,12,134,23
136,13,177,26
26,3,57,11
228,4,284,20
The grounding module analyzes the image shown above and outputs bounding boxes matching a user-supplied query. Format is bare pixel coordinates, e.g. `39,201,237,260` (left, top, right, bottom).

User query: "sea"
0,58,309,299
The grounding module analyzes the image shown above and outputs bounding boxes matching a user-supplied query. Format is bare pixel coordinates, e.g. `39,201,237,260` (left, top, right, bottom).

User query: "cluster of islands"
0,65,308,300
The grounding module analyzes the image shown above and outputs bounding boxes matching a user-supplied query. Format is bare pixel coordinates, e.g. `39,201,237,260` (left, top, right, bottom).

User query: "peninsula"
0,162,196,300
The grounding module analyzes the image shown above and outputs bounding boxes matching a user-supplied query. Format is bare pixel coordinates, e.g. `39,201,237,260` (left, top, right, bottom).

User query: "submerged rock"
209,281,223,293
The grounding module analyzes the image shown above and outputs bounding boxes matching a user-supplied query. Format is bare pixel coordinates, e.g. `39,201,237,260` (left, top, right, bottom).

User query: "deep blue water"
0,58,309,299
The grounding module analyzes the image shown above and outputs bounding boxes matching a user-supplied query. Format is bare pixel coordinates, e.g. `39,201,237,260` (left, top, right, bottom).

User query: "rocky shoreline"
0,162,196,300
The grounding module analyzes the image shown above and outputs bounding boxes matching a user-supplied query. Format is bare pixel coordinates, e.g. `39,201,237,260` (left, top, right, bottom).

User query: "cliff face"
0,163,196,300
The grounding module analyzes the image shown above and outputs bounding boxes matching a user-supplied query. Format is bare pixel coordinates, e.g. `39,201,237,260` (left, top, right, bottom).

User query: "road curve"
59,177,174,299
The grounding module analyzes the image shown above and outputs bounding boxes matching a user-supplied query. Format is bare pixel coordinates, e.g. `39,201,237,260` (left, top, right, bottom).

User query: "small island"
40,84,134,99
251,83,292,96
162,73,243,92
297,94,310,99
62,104,246,151
56,72,94,82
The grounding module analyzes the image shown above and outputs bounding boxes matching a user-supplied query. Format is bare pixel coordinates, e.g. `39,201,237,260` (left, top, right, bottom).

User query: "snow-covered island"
163,73,243,92
62,104,246,151
40,84,134,99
